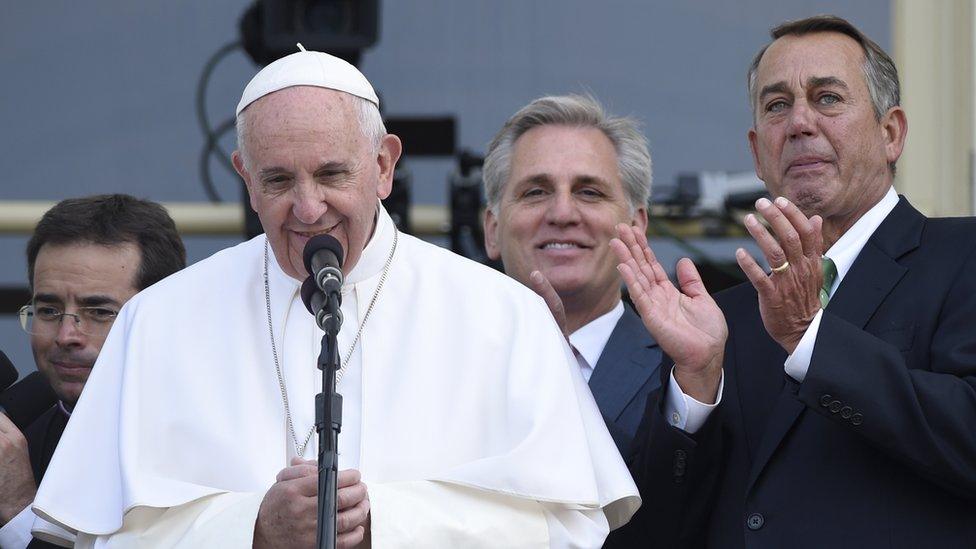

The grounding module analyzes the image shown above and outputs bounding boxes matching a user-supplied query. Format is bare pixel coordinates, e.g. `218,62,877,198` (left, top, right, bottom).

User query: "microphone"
303,235,344,297
1,350,18,392
301,276,343,331
0,371,58,431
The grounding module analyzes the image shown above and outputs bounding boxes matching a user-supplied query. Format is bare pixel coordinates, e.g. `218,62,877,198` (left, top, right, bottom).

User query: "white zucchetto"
236,45,379,116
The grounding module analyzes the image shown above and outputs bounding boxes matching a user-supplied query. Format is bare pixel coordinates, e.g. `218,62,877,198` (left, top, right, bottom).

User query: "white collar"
824,186,899,294
569,300,625,370
264,202,396,344
346,202,395,285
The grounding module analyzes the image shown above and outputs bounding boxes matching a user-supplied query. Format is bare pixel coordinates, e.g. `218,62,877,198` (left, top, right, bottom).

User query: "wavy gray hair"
483,94,652,215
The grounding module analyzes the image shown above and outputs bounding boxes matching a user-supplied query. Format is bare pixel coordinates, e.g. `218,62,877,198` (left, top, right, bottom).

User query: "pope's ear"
376,134,402,200
233,151,260,213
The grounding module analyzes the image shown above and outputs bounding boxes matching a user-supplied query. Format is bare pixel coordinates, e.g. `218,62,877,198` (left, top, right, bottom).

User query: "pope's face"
485,125,646,308
748,31,905,233
234,86,401,280
30,242,140,406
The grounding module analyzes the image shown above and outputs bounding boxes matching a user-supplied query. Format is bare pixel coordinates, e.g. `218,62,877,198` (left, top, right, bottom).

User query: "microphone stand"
315,290,342,549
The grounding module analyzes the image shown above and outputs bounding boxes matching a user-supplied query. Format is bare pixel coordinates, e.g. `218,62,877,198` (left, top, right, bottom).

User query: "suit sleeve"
604,359,728,549
798,245,976,499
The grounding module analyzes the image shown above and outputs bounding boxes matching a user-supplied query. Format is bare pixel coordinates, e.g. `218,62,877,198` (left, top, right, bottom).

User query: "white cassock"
33,205,639,548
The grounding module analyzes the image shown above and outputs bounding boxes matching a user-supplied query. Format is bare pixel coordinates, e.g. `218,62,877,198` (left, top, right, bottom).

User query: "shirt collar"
824,186,899,295
568,300,625,370
345,202,395,285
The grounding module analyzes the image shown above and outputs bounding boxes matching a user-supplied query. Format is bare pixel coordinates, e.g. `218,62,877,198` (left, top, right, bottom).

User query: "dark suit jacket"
588,304,662,456
21,405,67,549
608,197,976,548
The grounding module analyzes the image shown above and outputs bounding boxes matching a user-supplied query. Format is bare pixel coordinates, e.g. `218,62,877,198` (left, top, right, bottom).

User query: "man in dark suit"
0,195,184,548
606,15,976,548
483,94,661,454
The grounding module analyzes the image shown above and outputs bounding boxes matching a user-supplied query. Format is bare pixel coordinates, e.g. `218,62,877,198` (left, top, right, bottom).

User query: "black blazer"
589,303,662,455
22,405,68,549
608,197,976,548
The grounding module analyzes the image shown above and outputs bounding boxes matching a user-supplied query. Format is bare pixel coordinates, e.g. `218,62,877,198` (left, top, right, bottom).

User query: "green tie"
820,257,837,308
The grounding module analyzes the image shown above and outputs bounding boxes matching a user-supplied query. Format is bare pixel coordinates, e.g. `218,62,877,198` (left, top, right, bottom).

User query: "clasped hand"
255,459,369,549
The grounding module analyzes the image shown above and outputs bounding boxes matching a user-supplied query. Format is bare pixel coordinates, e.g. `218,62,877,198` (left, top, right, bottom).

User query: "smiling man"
35,52,638,548
484,95,660,455
0,194,184,548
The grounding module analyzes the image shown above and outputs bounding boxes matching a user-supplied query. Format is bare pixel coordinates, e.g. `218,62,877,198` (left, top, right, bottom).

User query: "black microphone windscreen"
0,371,58,431
300,276,320,315
303,234,344,276
0,350,18,392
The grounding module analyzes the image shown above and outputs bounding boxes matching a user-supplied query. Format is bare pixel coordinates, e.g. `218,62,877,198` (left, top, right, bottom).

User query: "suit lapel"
745,197,922,492
588,305,661,422
828,198,921,327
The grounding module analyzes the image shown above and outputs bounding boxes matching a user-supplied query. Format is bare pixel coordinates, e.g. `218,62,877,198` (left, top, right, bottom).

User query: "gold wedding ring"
771,261,790,274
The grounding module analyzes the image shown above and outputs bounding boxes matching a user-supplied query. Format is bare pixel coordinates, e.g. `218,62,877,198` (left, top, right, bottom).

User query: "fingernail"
756,197,771,209
745,213,757,226
775,196,788,207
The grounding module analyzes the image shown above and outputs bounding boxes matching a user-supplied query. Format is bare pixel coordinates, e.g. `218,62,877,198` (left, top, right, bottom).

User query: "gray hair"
236,91,386,171
483,94,652,215
747,15,900,122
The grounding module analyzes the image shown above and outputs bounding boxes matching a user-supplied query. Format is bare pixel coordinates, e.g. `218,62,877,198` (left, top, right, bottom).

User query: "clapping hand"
735,197,824,354
610,223,727,403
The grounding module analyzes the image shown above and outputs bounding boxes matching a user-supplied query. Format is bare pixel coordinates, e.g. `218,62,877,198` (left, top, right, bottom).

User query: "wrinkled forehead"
246,86,358,128
756,31,867,90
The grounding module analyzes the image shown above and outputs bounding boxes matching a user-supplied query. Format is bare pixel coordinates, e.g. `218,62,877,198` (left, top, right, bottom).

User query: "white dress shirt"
667,187,899,433
569,301,625,382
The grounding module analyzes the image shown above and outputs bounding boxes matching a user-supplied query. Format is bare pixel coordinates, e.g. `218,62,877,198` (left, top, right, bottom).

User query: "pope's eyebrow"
257,167,290,180
313,162,351,177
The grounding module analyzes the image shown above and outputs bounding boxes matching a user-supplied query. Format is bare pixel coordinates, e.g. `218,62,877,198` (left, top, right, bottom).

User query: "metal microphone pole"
315,290,342,549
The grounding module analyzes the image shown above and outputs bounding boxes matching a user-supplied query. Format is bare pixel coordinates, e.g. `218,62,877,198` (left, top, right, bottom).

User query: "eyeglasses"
18,304,120,337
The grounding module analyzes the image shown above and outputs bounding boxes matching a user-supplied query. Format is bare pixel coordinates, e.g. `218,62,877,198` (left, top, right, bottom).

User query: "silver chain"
263,229,398,457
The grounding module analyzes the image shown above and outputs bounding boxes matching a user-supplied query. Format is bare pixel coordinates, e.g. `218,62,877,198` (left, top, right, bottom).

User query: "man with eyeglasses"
0,194,184,548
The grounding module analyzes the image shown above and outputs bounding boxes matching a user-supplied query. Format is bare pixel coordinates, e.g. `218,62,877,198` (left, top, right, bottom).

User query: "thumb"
529,270,568,337
675,258,707,298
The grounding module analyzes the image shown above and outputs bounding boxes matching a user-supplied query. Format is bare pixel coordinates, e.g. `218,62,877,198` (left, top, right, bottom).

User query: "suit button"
829,400,842,413
840,406,853,418
746,513,765,530
851,413,863,425
819,394,832,407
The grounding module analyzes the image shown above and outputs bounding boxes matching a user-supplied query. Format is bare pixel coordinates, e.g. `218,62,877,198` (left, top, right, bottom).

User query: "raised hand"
735,197,824,354
610,223,727,403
